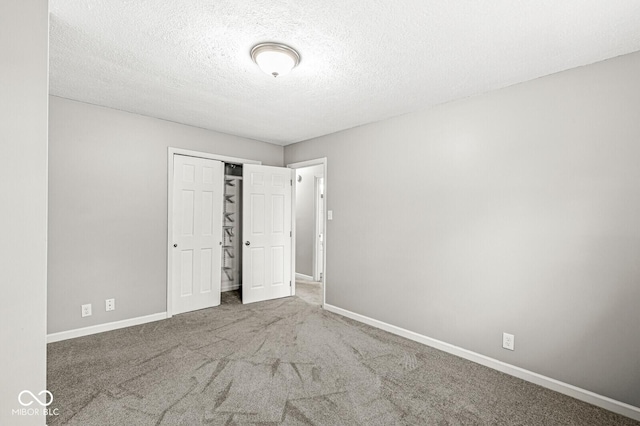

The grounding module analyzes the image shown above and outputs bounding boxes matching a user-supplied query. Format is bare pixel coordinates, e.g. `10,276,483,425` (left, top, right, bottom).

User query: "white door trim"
287,158,327,307
313,175,324,282
167,147,260,317
168,148,262,165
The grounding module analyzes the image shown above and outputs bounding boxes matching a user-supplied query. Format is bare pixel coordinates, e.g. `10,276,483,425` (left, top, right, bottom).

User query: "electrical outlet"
105,298,115,312
503,332,515,351
81,304,92,317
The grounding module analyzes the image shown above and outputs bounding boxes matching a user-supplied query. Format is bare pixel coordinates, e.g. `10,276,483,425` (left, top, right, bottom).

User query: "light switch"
328,210,333,220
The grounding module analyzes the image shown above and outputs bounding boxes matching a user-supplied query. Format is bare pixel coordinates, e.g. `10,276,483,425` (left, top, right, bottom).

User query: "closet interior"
221,163,243,293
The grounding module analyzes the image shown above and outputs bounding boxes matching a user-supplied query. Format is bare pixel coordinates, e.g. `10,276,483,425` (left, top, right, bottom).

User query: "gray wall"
295,165,324,277
285,51,640,408
48,96,283,334
0,1,48,424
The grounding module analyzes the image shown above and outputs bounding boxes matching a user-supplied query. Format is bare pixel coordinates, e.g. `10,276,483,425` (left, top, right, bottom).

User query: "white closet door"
242,164,293,304
171,155,224,314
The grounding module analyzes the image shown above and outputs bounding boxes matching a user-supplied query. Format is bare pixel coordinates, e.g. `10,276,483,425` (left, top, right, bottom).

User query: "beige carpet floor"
47,285,637,425
294,279,323,306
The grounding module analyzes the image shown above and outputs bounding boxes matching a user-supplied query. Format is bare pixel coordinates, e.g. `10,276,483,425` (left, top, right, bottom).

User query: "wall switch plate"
105,298,115,311
81,304,92,317
327,210,333,220
503,332,515,351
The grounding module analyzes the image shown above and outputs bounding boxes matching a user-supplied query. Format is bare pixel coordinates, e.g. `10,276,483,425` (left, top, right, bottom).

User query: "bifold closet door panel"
242,164,293,304
171,155,224,314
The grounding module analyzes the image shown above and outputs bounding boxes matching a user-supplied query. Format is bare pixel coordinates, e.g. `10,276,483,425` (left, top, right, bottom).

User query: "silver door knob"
173,244,178,248
245,241,250,246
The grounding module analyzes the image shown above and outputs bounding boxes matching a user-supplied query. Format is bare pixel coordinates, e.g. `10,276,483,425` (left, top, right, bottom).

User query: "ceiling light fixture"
250,42,300,78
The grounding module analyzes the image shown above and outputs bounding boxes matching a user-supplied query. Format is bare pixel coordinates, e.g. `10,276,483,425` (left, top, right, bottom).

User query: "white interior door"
242,164,293,304
171,155,224,314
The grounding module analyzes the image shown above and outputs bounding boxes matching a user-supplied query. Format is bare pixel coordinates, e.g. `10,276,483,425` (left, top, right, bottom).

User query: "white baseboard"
222,283,240,292
295,273,314,281
47,312,167,343
323,304,640,422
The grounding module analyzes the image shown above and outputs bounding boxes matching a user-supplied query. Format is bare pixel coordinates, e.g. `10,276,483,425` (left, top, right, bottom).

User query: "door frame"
287,158,328,307
313,175,324,281
167,147,260,318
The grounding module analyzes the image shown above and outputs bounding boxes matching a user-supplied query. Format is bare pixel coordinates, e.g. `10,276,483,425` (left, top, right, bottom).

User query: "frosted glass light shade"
251,43,300,78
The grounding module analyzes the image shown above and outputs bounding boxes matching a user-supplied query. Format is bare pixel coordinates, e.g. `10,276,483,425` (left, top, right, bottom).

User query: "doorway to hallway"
288,158,327,307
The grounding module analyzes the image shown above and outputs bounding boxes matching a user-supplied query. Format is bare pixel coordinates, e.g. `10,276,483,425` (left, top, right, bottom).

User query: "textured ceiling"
49,1,640,146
